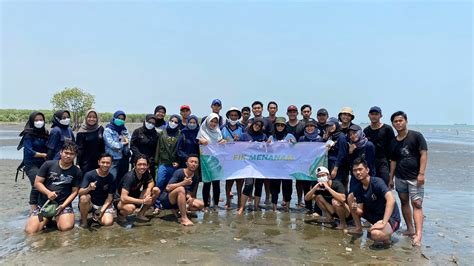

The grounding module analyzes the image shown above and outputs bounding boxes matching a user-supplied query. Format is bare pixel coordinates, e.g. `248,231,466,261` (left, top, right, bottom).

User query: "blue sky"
1,0,472,124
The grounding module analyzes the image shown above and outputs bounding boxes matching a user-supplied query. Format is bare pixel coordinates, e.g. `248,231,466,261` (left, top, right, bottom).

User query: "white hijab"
197,113,223,143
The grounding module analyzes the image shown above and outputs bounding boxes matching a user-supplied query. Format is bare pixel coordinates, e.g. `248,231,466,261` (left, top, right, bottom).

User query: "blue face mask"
187,124,197,130
114,119,125,127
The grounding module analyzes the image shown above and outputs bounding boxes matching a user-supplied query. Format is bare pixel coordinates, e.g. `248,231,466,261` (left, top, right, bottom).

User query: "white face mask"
318,176,329,183
59,118,70,126
145,122,155,130
229,120,238,126
188,124,197,130
34,121,44,129
169,122,178,129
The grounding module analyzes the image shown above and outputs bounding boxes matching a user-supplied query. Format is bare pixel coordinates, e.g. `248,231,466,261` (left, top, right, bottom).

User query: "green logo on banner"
289,154,328,181
200,155,223,183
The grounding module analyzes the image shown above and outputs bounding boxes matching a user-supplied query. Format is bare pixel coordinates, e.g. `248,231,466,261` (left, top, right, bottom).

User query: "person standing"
103,110,130,185
18,111,49,212
323,117,350,191
389,111,428,247
179,105,191,130
363,106,395,185
240,106,251,130
338,107,355,135
286,105,305,207
47,110,75,160
76,110,104,175
316,108,329,138
202,99,226,128
154,105,167,132
131,114,158,177
300,104,312,124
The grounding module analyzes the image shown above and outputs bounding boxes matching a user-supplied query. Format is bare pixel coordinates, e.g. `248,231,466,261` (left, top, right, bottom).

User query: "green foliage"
50,87,95,129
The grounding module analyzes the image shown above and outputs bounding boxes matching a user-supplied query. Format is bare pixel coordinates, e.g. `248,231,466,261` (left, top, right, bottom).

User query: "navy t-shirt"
353,176,400,224
158,168,198,203
37,160,82,206
363,124,395,160
390,130,428,180
80,169,116,206
118,170,153,198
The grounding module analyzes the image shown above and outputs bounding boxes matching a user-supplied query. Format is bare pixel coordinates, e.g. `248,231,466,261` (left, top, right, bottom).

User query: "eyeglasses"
276,124,285,127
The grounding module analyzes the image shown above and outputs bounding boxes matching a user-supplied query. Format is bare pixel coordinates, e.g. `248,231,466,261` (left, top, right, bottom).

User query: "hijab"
273,123,288,141
166,114,181,137
350,129,368,148
17,112,49,150
303,126,321,141
247,118,265,137
154,105,167,128
51,110,71,129
77,109,100,133
181,115,200,140
196,113,223,143
106,110,127,133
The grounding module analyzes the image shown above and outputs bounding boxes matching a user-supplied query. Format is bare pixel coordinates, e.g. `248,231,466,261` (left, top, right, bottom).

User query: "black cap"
317,108,328,116
305,118,318,127
349,124,362,131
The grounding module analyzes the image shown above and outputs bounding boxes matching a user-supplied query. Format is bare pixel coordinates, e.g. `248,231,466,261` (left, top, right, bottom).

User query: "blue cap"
212,99,222,106
369,106,382,114
326,117,339,126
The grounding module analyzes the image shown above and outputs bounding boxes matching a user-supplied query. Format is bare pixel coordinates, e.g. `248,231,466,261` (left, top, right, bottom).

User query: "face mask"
145,122,155,130
318,176,329,183
59,118,70,126
229,120,238,126
114,119,125,127
169,122,178,129
188,124,197,130
34,121,44,129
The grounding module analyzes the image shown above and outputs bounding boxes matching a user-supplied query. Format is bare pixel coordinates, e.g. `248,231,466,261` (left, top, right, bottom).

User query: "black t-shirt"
286,121,305,140
363,124,395,160
37,160,82,206
314,180,346,202
118,170,153,198
80,169,116,206
390,130,428,180
353,176,401,224
167,168,198,193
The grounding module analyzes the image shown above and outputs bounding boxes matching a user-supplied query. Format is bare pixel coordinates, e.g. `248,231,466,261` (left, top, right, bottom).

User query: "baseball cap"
211,99,222,106
326,117,339,126
305,118,318,127
369,106,382,114
316,166,330,175
349,124,362,131
180,105,190,111
287,105,298,112
317,108,328,116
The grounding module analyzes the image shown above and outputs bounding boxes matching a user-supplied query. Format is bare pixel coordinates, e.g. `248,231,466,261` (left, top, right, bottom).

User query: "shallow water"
0,124,473,264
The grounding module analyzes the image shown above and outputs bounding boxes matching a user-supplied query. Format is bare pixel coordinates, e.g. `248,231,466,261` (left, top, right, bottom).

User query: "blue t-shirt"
353,176,401,224
221,124,245,143
23,135,48,165
47,127,75,160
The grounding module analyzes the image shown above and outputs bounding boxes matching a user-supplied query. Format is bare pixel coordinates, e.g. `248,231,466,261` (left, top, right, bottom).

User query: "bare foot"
237,208,244,215
152,208,161,215
202,207,209,213
336,224,347,230
79,221,89,228
136,215,150,222
181,218,194,226
412,235,422,247
401,229,415,236
317,217,334,223
344,227,363,235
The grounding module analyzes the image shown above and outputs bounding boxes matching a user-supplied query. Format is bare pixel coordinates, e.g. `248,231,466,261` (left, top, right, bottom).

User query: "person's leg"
315,195,334,221
345,193,363,234
79,194,92,227
109,160,119,182
254,179,264,210
409,181,424,246
117,201,136,222
137,187,161,220
168,187,193,226
202,182,211,209
99,208,115,226
282,179,292,211
396,178,415,236
333,199,350,229
187,198,205,212
296,180,304,207
270,179,281,211
225,180,234,209
238,178,254,215
264,179,271,204
24,211,49,234
212,180,221,207
25,164,40,212
236,179,244,209
56,208,75,231
303,181,313,213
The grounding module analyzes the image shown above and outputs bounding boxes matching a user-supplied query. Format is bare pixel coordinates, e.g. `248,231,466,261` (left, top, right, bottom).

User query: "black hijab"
51,110,71,129
17,112,49,150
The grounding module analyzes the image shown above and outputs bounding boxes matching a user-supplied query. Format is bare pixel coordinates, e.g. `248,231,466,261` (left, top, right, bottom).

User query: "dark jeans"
374,158,390,185
270,179,293,204
202,180,220,207
242,178,264,197
24,163,42,205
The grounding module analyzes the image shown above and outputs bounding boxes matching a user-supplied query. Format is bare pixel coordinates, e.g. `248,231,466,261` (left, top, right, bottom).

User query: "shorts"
389,217,400,233
158,193,178,210
395,178,424,201
91,204,115,214
31,206,74,217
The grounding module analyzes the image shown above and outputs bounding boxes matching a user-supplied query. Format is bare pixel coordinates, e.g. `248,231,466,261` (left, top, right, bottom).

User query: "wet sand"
0,127,473,264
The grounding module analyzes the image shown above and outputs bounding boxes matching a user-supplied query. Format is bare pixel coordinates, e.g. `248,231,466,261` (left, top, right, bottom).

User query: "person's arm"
56,187,79,213
75,133,85,166
155,133,161,165
324,183,346,202
304,183,322,201
24,136,47,159
417,150,428,186
370,191,395,231
46,130,60,160
120,189,145,205
35,176,57,200
78,182,96,196
99,194,114,218
176,134,187,163
103,128,123,150
366,143,376,176
166,177,193,193
130,129,142,158
389,160,396,189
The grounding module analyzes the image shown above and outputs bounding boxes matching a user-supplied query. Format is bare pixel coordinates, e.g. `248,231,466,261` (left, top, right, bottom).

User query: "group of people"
20,100,428,247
